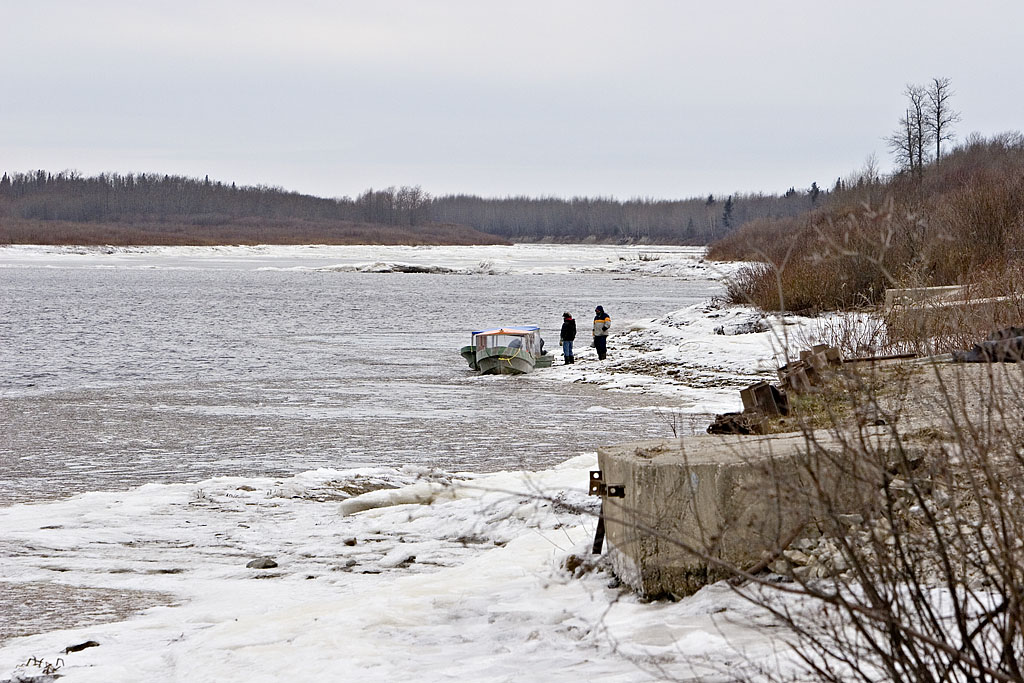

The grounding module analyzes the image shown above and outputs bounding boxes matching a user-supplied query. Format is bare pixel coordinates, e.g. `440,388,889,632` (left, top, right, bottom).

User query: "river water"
0,245,722,506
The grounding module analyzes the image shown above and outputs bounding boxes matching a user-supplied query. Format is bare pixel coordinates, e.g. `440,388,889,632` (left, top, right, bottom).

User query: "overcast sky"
3,1,1022,200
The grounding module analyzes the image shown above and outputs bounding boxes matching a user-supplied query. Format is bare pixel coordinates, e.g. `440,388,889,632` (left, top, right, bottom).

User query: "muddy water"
1,263,721,506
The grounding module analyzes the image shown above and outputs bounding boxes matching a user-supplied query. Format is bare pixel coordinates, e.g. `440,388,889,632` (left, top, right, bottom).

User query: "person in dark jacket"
559,312,576,364
593,306,611,360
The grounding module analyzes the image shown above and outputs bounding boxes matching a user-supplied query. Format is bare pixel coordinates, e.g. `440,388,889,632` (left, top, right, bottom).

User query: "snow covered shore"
1,244,822,681
0,453,805,682
531,299,803,418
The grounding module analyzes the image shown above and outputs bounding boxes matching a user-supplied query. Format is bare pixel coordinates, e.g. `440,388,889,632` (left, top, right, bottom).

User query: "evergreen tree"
684,216,696,240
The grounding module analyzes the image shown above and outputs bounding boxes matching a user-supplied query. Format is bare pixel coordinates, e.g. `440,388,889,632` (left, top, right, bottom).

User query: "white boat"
460,326,552,375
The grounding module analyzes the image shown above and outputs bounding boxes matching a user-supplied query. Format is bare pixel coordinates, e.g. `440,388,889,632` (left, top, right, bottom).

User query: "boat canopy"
470,326,544,355
471,326,539,337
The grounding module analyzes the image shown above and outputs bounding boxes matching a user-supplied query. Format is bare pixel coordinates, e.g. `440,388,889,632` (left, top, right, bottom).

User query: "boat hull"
475,346,536,375
460,345,478,371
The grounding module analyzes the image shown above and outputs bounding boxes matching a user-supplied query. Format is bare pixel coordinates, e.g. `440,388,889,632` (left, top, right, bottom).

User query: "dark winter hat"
563,312,572,318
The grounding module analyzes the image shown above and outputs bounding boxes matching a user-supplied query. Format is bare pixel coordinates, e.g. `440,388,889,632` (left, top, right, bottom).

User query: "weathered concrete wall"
884,291,1017,344
597,362,1024,599
883,285,965,310
596,430,893,598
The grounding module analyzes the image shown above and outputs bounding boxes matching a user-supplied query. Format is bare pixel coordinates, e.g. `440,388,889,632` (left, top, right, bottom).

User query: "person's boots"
566,356,574,364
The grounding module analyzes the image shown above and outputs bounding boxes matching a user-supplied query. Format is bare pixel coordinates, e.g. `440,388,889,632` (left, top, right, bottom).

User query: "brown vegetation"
0,216,508,247
709,133,1024,314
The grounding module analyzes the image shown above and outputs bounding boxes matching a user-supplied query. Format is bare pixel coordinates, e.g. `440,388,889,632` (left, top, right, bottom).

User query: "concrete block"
800,349,829,373
740,381,787,416
778,361,813,392
884,285,965,311
885,294,1018,344
596,431,896,598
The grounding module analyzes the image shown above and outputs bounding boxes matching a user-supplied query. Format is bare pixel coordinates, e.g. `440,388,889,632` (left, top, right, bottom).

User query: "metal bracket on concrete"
590,471,624,554
592,501,606,554
588,470,625,498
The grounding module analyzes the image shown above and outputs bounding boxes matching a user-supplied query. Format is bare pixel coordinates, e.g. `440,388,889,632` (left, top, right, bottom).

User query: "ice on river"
0,243,740,279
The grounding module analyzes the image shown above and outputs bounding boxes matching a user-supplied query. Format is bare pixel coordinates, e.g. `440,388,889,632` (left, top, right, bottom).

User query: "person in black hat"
593,306,611,360
559,312,576,364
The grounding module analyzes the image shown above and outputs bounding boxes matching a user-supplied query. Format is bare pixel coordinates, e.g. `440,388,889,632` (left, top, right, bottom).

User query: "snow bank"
0,453,801,681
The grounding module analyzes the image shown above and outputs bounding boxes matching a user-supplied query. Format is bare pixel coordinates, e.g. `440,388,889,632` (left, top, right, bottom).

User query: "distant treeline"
0,171,433,227
0,169,826,245
431,190,823,243
0,172,499,245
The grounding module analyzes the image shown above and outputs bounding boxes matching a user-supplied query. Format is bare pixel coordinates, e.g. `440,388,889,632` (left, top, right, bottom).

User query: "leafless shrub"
718,360,1024,682
808,314,895,359
605,307,1024,680
720,207,899,313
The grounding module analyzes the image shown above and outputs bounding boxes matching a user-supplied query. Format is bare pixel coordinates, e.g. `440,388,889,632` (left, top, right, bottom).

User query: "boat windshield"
474,331,540,355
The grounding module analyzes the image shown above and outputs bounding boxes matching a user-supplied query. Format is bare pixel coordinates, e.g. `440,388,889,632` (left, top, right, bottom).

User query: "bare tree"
888,84,933,178
910,85,933,175
926,77,961,162
395,185,431,226
887,111,917,175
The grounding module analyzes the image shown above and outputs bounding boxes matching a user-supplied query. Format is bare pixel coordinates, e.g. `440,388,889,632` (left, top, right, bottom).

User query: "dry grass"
762,362,919,433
